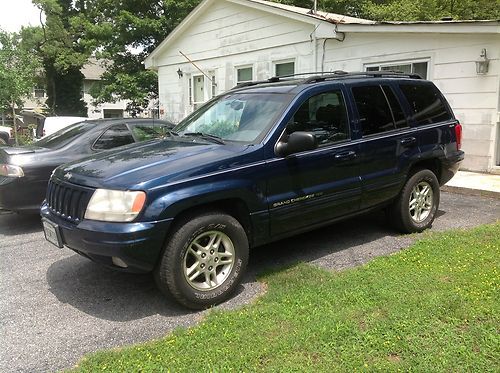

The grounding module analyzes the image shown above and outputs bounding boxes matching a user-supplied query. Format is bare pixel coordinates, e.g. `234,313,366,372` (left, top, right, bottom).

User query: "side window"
285,91,349,146
130,124,170,142
399,84,452,125
93,124,135,150
352,85,396,136
382,86,407,129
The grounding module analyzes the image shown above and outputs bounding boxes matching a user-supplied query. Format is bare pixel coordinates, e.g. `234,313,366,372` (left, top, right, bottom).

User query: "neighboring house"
80,59,130,119
22,58,129,119
145,0,500,173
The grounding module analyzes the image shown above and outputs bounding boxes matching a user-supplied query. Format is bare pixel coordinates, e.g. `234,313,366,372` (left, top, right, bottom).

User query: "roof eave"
337,21,500,33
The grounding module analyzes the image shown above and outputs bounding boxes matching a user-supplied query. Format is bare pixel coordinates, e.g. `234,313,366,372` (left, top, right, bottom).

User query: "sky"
0,0,44,32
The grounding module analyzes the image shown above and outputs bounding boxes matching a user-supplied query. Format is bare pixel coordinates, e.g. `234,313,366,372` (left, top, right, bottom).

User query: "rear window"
129,123,172,142
93,124,135,150
399,84,452,125
35,121,96,149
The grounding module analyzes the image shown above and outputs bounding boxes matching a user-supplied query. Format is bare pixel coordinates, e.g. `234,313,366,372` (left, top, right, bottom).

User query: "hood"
55,139,254,189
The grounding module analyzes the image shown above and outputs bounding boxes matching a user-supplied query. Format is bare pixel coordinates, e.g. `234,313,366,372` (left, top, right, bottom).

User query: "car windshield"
175,93,291,143
35,121,97,149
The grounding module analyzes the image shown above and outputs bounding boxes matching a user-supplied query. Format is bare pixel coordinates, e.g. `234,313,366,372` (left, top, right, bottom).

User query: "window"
130,123,171,142
352,85,405,136
366,61,428,79
285,91,349,146
211,74,217,98
190,75,205,110
33,77,46,98
275,62,295,77
103,109,123,118
382,86,407,129
236,67,253,84
399,83,452,126
176,93,291,143
34,88,46,98
35,122,97,149
93,124,135,150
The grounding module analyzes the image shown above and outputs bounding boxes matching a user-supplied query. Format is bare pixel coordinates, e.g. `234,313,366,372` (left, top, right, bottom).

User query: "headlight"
0,164,24,177
84,189,146,222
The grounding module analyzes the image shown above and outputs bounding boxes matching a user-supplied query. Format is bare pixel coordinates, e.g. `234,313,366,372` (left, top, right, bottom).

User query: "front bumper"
41,203,173,273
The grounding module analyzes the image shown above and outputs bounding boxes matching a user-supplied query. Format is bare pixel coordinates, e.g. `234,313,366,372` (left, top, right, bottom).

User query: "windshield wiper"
183,132,225,144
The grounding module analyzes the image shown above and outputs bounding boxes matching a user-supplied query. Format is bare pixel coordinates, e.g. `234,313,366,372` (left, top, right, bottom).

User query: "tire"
155,211,249,309
388,169,440,233
0,137,7,145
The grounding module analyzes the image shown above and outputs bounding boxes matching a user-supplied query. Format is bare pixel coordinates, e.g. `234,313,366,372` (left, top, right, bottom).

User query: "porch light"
177,68,183,78
475,49,489,75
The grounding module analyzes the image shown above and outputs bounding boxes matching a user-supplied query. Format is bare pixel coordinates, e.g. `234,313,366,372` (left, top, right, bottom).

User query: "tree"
76,0,200,115
362,0,500,21
275,0,500,20
0,30,41,144
23,0,91,116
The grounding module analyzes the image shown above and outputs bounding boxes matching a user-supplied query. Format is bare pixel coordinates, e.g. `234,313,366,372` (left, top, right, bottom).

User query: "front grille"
46,179,94,223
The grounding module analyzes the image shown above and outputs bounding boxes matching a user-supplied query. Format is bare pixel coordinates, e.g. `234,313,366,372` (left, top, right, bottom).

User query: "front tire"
388,169,440,233
155,211,249,309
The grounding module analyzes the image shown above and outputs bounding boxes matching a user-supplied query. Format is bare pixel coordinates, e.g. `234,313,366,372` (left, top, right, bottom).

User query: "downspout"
312,27,317,72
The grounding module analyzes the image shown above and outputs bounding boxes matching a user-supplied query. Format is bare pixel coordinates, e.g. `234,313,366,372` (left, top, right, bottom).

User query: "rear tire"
0,137,7,145
155,211,249,309
388,169,440,233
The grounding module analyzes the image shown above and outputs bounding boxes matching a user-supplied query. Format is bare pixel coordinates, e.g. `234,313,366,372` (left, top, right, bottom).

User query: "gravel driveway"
0,192,498,372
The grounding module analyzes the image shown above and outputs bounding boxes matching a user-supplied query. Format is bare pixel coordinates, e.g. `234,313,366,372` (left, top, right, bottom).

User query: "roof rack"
231,70,422,90
302,70,423,83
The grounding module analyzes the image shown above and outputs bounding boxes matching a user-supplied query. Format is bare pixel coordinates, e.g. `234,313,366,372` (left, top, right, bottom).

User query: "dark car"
40,72,464,309
0,118,173,213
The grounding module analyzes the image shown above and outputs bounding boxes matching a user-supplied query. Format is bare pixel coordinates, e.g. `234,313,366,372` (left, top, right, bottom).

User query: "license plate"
42,219,63,248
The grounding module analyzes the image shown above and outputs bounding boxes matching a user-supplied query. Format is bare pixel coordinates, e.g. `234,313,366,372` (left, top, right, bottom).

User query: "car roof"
230,71,427,94
81,118,172,126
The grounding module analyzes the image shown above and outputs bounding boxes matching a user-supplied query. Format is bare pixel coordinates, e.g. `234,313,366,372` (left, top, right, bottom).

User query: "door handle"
400,137,417,146
334,150,356,161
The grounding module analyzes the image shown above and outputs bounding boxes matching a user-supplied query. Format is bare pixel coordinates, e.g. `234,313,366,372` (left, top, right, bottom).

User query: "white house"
145,0,500,173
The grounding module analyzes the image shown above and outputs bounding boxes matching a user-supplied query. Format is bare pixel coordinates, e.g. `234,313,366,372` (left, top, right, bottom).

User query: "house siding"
151,0,500,172
322,33,499,171
156,1,315,121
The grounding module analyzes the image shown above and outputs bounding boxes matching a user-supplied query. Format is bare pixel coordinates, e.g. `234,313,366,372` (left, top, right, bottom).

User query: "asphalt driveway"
0,192,498,372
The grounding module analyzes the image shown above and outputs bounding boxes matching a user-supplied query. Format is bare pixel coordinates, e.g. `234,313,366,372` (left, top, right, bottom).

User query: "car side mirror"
275,131,317,157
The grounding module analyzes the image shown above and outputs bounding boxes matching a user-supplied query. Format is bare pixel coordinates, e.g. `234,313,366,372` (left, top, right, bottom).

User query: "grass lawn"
72,223,499,372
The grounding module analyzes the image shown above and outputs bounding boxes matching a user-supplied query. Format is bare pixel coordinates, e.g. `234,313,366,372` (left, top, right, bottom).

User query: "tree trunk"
11,100,18,146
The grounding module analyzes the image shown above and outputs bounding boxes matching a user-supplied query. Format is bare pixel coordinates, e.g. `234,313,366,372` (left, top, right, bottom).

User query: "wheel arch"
168,198,253,244
407,158,442,183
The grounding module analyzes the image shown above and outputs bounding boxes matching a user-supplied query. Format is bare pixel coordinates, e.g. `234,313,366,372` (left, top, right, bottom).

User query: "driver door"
266,87,361,238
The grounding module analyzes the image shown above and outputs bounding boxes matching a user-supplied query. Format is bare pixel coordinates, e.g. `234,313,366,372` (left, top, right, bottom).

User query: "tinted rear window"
35,121,96,149
399,84,452,125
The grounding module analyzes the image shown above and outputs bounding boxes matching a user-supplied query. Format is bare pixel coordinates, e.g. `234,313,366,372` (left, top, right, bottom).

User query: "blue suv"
41,72,464,309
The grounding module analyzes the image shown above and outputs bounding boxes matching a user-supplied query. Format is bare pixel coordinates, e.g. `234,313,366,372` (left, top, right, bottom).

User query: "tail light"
454,121,462,151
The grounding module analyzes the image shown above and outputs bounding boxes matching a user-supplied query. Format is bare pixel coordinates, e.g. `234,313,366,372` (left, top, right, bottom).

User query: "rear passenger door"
350,83,419,209
267,87,361,237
